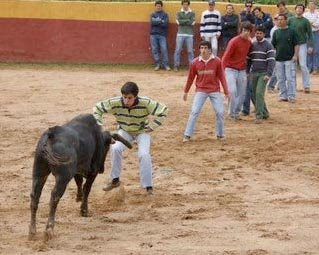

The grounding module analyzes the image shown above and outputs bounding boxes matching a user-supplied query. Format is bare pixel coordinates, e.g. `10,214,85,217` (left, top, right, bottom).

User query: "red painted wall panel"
0,18,203,65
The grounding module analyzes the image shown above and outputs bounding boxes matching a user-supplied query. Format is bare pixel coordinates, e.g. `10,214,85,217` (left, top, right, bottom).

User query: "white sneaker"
183,136,190,143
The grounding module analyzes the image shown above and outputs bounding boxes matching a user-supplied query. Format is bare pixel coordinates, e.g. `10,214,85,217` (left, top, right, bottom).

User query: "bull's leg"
80,173,98,217
74,174,83,202
45,175,71,240
29,175,49,238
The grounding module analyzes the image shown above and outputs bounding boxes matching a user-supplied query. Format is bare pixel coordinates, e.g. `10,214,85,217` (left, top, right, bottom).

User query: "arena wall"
0,0,287,65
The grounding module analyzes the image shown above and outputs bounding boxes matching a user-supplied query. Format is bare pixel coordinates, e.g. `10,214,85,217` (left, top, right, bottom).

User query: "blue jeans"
242,77,252,114
298,43,310,89
225,68,247,118
150,35,169,67
307,31,319,71
276,60,296,100
110,129,152,188
184,92,224,137
174,35,194,67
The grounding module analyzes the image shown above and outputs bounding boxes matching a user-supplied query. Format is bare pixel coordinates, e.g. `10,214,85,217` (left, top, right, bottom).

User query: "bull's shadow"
29,114,131,240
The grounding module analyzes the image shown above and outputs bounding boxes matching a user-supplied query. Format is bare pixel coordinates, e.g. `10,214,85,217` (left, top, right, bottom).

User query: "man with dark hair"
277,1,294,19
93,82,168,194
288,3,313,93
253,6,273,41
182,41,228,142
272,14,299,102
150,0,170,71
222,21,253,121
247,25,275,123
173,0,195,71
221,4,239,51
240,0,255,25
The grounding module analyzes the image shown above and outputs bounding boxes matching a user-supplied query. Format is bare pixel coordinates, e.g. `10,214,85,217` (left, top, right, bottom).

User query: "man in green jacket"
93,82,168,194
173,0,195,71
288,4,313,93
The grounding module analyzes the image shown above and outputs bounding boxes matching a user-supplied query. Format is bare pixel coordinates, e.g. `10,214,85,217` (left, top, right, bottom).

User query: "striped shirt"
200,9,222,38
93,96,168,134
247,38,276,77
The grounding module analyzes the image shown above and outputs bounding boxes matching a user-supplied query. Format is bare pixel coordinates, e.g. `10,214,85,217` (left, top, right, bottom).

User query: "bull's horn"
111,133,132,149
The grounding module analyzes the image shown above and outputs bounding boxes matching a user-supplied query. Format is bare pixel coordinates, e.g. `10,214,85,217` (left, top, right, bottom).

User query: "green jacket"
93,96,168,134
176,9,195,36
272,27,298,61
288,16,313,46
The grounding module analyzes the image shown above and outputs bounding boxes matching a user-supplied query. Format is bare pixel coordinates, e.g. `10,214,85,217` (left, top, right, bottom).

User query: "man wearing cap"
200,0,222,56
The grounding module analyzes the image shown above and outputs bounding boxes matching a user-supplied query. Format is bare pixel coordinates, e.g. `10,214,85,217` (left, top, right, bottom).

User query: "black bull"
29,114,131,239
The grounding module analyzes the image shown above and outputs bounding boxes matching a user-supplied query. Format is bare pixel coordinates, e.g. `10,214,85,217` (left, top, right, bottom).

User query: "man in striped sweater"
200,0,222,56
93,82,168,194
247,25,276,123
182,40,228,142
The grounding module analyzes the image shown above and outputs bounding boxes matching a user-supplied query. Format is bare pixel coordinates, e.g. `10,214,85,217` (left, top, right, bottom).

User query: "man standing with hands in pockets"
182,41,229,143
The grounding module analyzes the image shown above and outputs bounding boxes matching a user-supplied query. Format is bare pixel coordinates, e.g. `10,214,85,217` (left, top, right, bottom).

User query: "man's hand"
224,94,229,101
263,75,270,81
308,47,313,54
183,93,188,101
293,54,298,62
144,127,153,133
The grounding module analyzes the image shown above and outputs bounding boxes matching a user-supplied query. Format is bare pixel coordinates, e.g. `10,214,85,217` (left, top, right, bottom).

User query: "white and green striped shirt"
93,96,168,134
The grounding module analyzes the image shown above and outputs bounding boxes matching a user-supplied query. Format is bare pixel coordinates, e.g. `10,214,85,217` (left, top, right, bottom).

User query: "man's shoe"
312,70,318,75
241,111,249,116
154,65,160,71
304,88,310,94
217,135,225,140
288,98,296,103
254,118,263,124
183,135,190,143
103,179,120,191
165,66,171,71
146,186,153,195
173,67,178,72
278,97,288,102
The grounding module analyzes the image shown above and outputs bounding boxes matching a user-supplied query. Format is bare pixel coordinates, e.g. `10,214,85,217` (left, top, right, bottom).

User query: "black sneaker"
146,186,153,195
103,178,120,191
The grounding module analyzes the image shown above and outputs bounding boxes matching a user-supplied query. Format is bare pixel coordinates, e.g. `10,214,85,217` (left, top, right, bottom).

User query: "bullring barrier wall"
0,0,289,64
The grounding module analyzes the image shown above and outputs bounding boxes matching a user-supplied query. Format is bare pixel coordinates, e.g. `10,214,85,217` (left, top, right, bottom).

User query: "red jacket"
222,35,252,70
184,56,228,95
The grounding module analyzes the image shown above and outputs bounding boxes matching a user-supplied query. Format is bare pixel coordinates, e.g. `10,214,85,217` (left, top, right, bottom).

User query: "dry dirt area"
0,65,319,255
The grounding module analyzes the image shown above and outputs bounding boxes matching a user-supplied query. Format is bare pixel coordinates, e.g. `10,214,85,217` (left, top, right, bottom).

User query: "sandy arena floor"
0,65,319,254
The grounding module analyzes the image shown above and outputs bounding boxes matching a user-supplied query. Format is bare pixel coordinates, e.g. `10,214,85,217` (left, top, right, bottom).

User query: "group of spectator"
150,0,318,129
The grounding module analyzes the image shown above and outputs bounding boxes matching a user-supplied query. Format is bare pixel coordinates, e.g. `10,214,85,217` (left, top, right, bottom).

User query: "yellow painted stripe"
0,0,293,22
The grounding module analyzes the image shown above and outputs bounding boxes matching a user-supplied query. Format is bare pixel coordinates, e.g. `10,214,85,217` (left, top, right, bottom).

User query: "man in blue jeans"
182,41,228,142
150,0,171,71
173,0,195,71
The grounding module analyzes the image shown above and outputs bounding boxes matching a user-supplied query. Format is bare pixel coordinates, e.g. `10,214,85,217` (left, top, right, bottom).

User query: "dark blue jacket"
221,14,239,38
255,12,273,38
240,10,255,25
150,10,169,36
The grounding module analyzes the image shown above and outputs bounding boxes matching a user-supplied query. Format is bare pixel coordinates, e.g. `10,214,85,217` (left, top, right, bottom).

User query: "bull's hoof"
80,209,88,217
44,228,54,241
29,224,36,235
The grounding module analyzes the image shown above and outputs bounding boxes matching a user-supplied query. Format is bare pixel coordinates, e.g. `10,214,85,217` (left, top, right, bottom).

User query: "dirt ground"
0,64,319,255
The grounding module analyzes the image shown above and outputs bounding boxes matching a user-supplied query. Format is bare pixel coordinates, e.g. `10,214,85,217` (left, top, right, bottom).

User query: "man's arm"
146,100,168,131
93,99,112,125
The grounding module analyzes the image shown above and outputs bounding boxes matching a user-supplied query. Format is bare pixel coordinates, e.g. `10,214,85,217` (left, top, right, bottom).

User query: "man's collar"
199,55,215,62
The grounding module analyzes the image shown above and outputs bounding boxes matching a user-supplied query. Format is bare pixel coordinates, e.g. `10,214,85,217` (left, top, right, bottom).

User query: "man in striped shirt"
247,25,275,123
93,82,168,194
200,0,222,56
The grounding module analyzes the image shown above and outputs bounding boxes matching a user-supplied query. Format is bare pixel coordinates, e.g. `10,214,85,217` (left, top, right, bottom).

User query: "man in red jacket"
183,40,229,142
222,21,252,120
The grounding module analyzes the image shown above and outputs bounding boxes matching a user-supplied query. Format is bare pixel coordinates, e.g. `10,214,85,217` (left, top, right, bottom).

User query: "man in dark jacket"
240,0,255,25
253,6,273,41
150,0,170,71
221,4,239,51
